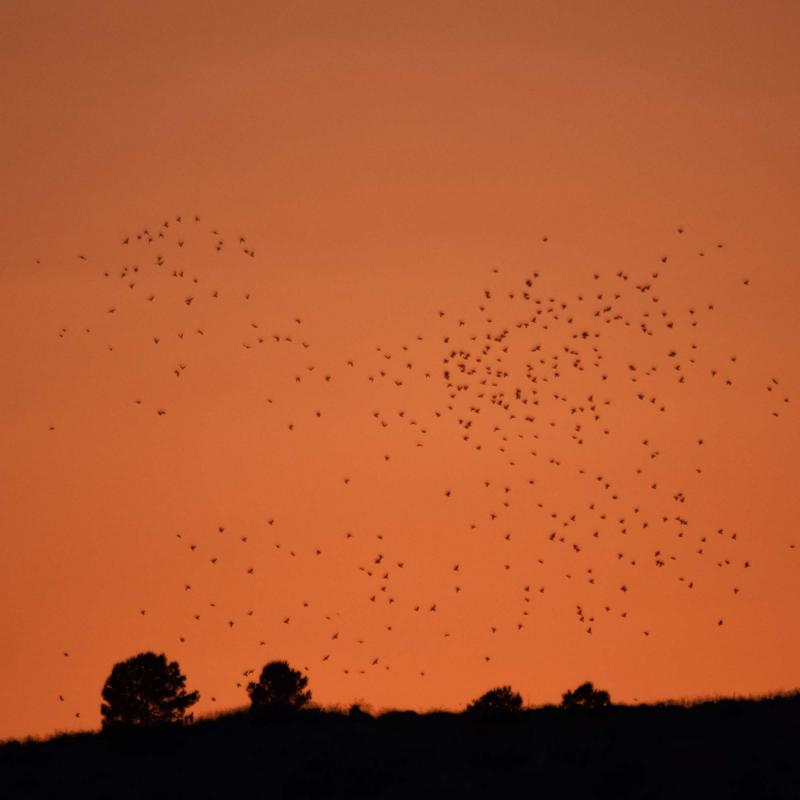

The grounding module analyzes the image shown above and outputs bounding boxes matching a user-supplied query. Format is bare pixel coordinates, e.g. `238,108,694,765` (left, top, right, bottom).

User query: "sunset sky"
1,0,799,742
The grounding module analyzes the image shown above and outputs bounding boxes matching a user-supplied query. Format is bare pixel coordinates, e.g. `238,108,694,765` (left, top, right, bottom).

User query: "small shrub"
561,681,611,710
465,686,524,720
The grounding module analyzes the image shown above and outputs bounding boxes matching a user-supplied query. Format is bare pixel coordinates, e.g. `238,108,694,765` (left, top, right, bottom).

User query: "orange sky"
1,0,799,741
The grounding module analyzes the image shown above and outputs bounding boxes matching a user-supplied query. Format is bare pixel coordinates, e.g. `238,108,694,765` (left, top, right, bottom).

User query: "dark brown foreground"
2,694,798,799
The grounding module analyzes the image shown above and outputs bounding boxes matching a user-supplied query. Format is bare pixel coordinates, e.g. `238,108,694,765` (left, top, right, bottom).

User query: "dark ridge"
2,692,798,799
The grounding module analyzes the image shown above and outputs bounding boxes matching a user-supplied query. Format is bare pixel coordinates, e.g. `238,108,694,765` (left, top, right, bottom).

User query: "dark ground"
2,694,798,800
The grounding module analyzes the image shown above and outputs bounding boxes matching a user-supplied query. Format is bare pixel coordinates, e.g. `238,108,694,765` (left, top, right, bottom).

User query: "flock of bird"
48,214,794,719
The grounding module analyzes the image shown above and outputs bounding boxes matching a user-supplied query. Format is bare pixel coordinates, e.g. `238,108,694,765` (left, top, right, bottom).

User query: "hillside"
2,694,798,799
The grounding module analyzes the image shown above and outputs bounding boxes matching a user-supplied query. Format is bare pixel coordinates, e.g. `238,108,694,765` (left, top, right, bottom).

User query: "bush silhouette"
100,652,199,731
561,681,611,710
348,703,373,721
247,661,311,718
465,685,524,720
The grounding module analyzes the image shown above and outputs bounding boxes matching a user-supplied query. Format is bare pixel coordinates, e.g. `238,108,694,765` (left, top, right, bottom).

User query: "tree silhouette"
100,652,199,731
561,681,611,710
247,661,311,718
465,685,524,720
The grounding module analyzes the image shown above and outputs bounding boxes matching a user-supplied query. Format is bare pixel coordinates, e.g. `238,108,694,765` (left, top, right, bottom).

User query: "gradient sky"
1,0,799,741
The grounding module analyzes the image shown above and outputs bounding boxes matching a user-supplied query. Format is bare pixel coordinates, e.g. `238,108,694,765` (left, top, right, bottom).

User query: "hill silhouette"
3,691,798,799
